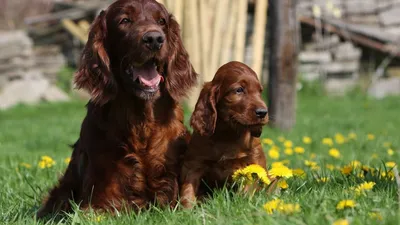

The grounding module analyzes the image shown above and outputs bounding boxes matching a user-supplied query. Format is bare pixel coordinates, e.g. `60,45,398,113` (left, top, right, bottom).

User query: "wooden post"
209,0,229,81
174,0,183,27
199,0,212,78
234,0,248,62
252,0,268,80
267,0,299,131
220,1,238,65
186,0,202,109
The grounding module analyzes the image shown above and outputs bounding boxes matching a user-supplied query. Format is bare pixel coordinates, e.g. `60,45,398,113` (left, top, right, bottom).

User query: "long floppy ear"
190,82,218,136
74,10,116,105
165,14,198,101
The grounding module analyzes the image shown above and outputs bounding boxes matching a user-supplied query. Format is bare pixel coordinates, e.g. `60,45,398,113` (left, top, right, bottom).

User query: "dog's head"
191,61,268,137
74,0,197,104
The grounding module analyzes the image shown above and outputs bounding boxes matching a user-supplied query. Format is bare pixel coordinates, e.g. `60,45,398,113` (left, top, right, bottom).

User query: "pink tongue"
132,65,163,88
139,75,162,87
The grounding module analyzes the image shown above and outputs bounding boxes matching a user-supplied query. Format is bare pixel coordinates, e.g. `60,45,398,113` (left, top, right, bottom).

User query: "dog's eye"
235,87,244,94
158,18,166,26
119,18,131,25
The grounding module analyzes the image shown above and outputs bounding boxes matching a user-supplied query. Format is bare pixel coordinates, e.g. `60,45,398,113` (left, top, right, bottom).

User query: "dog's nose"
255,108,268,119
142,31,165,51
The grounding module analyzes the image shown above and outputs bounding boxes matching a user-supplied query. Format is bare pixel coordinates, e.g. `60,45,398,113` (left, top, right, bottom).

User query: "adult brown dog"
37,0,197,218
180,61,269,208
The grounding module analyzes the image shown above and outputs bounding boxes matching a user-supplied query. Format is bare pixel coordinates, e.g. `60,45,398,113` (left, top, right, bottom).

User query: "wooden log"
61,19,88,44
234,0,248,62
78,20,90,33
220,0,238,65
299,16,400,58
24,8,95,25
268,0,299,131
299,51,332,63
209,0,229,81
252,0,268,80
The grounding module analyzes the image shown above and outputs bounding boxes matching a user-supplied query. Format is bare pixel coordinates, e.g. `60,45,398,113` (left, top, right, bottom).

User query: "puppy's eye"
119,18,131,25
158,18,166,26
235,87,244,94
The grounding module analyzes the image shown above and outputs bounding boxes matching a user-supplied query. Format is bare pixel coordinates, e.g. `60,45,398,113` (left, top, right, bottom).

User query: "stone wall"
0,30,69,109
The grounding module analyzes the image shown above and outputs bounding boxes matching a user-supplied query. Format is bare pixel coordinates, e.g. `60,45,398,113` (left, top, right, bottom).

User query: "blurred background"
0,0,400,130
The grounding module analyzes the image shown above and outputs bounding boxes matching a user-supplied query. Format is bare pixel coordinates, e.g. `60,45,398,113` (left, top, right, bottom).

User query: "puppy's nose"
142,31,165,51
255,108,268,119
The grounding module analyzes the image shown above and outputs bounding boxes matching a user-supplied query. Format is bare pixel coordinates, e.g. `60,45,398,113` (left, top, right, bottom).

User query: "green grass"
0,92,399,225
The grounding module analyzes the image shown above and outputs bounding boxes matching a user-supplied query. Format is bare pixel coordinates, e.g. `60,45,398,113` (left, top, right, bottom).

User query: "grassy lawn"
0,90,399,225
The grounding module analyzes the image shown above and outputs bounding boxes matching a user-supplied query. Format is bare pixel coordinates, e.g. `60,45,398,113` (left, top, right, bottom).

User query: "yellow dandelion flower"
341,165,353,175
383,142,392,148
322,138,333,146
302,136,312,144
367,134,375,140
294,147,305,154
336,200,356,210
263,199,282,214
20,163,32,169
232,164,271,185
263,199,300,215
335,133,346,144
284,148,293,155
326,164,335,171
348,132,357,140
277,179,289,189
310,153,317,159
369,212,383,221
385,162,396,168
353,181,375,195
269,165,293,178
350,160,361,168
357,172,364,178
38,156,55,169
262,138,274,146
292,168,306,178
387,149,394,156
279,203,301,214
278,136,285,142
232,168,245,180
329,148,341,158
362,165,373,173
283,140,293,148
268,149,280,160
64,157,71,164
332,219,349,225
305,160,318,167
380,171,395,181
317,177,329,183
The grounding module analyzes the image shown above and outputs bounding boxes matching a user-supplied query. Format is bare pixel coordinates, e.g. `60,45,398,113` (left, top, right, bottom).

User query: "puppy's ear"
190,82,218,136
74,10,116,105
165,14,198,101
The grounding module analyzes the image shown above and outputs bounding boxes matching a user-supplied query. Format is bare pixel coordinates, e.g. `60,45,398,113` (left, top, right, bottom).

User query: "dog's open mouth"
125,59,164,92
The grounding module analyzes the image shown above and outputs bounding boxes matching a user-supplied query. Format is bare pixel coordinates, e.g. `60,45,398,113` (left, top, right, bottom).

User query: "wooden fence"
157,0,268,107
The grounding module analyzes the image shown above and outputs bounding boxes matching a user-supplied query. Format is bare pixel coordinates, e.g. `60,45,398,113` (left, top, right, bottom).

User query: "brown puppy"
180,61,269,208
37,0,197,218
